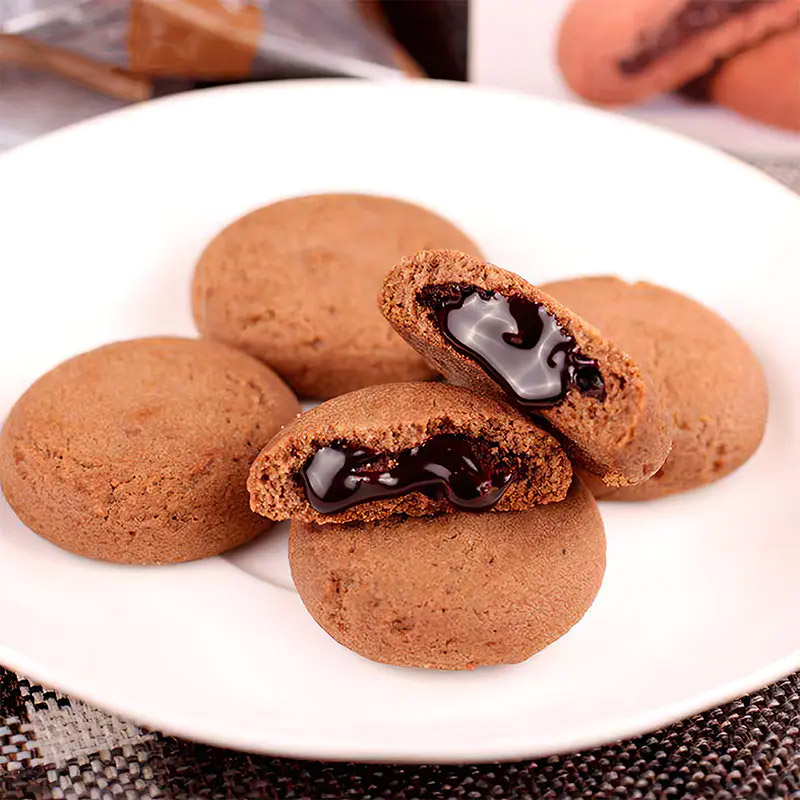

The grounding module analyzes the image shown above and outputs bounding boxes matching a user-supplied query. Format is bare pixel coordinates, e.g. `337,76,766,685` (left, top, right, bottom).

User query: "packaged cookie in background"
0,0,418,102
3,0,798,139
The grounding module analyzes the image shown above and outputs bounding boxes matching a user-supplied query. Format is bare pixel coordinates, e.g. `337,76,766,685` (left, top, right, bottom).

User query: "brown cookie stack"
245,234,688,670
248,381,610,669
0,192,768,671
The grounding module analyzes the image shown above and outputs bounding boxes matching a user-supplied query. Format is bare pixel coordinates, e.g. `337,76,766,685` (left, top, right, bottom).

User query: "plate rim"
1,643,798,763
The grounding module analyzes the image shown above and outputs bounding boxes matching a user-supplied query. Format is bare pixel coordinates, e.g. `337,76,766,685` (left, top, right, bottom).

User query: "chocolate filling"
300,433,515,514
676,67,722,101
619,0,772,75
419,284,605,409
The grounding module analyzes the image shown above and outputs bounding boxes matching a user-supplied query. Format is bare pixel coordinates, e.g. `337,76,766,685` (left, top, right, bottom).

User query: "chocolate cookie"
711,27,800,131
0,337,299,564
290,478,606,669
192,193,482,399
541,277,768,500
379,250,672,487
558,0,800,105
248,382,573,525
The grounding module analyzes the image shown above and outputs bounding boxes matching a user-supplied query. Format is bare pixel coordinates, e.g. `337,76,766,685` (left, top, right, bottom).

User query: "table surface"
1,75,799,800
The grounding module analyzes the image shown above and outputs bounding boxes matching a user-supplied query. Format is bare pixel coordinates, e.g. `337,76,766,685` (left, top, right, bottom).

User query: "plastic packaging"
0,0,415,101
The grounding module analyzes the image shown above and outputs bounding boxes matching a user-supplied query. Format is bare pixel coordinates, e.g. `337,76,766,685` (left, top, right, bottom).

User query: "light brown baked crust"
711,27,800,131
289,478,606,670
192,193,482,398
0,337,299,564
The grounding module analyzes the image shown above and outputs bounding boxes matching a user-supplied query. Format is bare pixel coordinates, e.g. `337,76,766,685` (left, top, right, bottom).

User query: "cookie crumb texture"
248,382,573,524
0,337,300,564
290,479,606,669
380,249,673,487
192,193,482,399
542,277,768,500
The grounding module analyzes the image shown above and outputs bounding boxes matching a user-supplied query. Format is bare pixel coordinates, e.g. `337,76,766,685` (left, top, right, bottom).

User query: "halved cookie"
248,382,572,524
379,249,672,486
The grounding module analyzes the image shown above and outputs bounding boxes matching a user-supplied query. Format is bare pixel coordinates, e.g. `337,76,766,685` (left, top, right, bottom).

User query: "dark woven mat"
1,158,798,800
1,665,799,799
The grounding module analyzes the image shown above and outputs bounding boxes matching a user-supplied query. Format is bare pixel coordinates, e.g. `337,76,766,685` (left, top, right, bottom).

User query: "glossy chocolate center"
619,0,771,75
420,284,605,409
300,434,515,514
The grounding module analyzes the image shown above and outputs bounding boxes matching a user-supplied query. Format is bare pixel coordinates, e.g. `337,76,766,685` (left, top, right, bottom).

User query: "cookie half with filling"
248,382,572,524
379,249,672,487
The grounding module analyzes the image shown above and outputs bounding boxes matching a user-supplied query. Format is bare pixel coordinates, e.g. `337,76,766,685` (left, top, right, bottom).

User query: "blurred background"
0,0,798,155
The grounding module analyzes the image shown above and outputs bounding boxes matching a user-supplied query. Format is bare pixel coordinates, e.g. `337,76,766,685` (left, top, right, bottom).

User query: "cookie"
710,27,800,131
289,478,606,670
558,0,800,105
541,277,768,500
0,337,299,564
379,250,673,487
192,193,482,399
248,382,573,525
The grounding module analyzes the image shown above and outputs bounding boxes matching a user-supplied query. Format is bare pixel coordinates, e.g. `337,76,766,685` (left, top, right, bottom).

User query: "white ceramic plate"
1,80,799,764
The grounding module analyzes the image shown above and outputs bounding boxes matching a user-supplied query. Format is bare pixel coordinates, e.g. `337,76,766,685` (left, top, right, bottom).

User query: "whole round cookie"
290,479,606,670
541,277,768,500
0,337,299,564
192,193,483,398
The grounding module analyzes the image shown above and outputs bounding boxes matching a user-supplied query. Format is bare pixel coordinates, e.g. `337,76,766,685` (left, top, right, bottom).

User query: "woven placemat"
1,666,798,799
1,158,798,800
